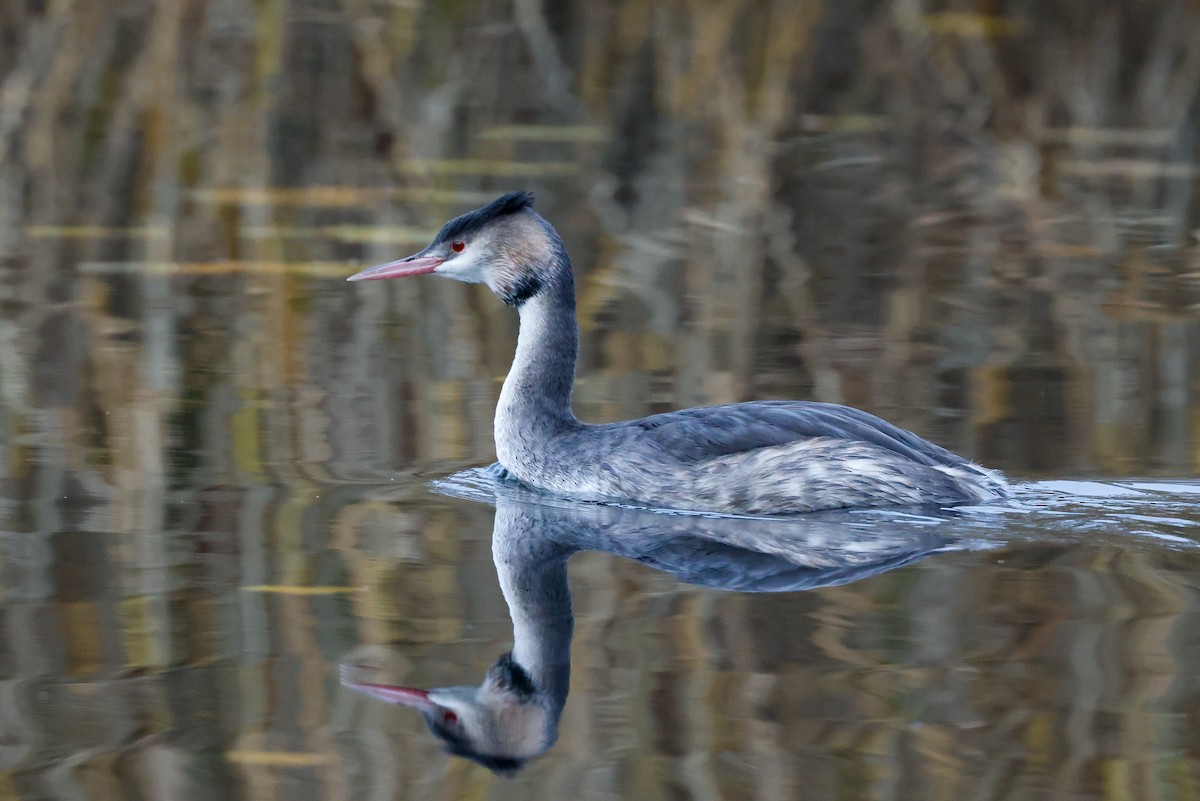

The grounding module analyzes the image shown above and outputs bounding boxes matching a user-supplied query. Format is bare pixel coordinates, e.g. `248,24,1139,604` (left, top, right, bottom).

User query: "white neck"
495,290,580,469
492,505,574,708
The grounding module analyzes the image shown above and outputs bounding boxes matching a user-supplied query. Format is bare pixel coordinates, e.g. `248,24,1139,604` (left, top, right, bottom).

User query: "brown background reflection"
1,0,1198,799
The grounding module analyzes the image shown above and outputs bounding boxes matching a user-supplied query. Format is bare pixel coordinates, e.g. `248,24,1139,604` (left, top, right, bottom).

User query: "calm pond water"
2,0,1200,799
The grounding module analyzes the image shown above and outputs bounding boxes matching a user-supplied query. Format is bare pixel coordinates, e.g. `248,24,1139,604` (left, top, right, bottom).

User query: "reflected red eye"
442,710,458,725
450,241,466,253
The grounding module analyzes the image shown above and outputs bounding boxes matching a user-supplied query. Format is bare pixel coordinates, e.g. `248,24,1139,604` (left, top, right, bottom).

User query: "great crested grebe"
348,192,1007,514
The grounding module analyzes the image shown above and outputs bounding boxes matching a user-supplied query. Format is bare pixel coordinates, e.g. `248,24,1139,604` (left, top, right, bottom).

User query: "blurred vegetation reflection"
1,0,1200,798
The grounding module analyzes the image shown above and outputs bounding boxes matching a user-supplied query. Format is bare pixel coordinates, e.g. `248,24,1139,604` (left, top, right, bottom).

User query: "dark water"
2,0,1200,798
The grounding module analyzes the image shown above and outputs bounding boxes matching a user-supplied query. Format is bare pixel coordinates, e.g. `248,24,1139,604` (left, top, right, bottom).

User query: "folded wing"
625,401,977,470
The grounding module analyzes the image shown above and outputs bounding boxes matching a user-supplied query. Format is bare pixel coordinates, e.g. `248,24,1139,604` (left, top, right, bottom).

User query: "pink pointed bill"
345,681,437,710
346,254,444,282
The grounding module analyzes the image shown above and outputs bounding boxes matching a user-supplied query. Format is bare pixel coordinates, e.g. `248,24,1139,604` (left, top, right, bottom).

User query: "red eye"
450,241,465,253
442,710,458,725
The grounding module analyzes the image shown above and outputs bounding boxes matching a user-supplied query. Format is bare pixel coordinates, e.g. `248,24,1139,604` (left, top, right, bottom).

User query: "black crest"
424,716,529,776
435,191,535,244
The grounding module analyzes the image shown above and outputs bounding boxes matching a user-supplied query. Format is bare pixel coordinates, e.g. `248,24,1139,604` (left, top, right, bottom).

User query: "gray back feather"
611,401,975,470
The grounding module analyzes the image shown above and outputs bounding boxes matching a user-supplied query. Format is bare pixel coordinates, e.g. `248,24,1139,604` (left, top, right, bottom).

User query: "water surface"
2,0,1200,798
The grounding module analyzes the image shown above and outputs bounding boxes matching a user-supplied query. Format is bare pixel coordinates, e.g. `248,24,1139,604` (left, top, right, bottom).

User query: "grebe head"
341,654,554,775
347,191,561,307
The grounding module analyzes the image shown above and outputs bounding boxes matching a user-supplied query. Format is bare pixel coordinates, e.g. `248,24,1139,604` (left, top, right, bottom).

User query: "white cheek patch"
436,248,488,283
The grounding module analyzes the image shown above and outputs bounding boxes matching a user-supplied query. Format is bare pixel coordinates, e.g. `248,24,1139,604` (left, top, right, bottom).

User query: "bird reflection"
342,468,954,774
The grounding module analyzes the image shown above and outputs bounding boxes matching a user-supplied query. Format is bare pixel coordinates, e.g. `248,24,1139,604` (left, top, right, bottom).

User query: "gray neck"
495,269,580,453
492,508,574,712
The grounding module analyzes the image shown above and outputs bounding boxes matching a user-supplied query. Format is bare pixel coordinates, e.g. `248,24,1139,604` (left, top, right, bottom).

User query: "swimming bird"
341,478,952,773
348,192,1007,514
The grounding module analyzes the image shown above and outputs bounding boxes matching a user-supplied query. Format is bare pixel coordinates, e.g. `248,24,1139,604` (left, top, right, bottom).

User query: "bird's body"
499,403,1005,514
349,192,1008,514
